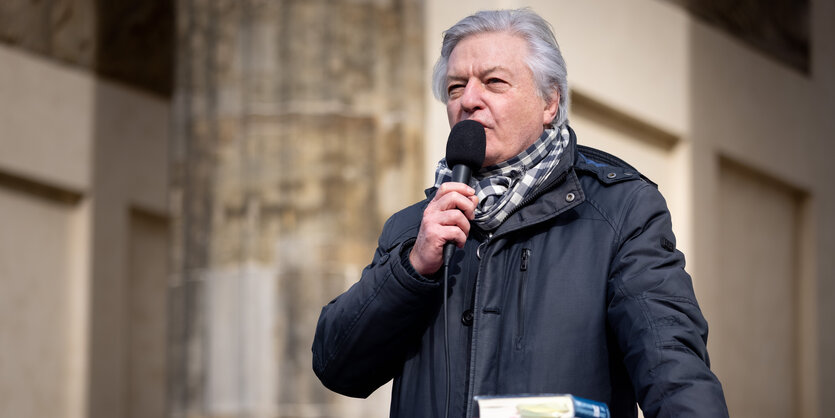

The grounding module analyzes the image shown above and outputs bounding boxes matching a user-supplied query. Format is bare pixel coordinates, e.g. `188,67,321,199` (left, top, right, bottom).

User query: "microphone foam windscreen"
445,120,486,169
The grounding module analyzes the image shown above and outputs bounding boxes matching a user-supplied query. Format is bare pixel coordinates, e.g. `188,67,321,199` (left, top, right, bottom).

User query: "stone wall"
0,0,173,96
170,0,425,416
1,2,173,417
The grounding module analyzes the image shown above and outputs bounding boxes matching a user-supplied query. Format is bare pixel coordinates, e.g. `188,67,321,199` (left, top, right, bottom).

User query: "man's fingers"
431,193,476,217
440,225,469,249
423,210,471,247
429,185,477,219
409,183,478,275
435,182,475,198
409,223,467,275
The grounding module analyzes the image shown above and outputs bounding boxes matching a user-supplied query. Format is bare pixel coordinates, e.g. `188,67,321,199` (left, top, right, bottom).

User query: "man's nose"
460,80,484,112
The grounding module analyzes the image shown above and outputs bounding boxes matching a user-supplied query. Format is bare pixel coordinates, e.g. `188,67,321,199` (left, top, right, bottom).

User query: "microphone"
442,120,486,266
440,119,485,418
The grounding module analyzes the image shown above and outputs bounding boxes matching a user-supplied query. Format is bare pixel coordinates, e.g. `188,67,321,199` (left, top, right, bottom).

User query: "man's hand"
409,182,478,276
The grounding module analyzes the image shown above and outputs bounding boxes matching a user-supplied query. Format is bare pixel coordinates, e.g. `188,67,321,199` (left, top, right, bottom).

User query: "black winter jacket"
313,128,728,418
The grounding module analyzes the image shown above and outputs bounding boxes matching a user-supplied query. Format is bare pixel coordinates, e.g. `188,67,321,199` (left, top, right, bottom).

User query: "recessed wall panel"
0,188,74,417
712,159,801,418
126,209,169,418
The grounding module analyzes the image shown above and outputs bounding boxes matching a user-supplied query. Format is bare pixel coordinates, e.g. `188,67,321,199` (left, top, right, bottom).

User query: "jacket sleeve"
311,211,442,398
606,183,729,418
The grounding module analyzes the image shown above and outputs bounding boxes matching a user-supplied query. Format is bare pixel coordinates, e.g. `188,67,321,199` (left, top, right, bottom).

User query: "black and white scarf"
433,124,570,230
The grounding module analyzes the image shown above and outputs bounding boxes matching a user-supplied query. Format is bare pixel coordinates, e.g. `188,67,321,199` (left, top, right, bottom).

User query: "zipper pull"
477,232,493,260
520,249,530,271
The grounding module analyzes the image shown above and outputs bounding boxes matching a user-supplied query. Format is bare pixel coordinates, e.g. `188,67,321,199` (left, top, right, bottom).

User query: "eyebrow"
447,65,510,82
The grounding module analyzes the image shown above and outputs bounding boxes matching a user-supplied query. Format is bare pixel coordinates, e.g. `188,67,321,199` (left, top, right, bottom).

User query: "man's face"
445,31,559,167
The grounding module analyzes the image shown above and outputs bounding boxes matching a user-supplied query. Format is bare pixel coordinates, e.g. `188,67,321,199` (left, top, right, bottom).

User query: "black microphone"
441,119,485,418
442,119,486,266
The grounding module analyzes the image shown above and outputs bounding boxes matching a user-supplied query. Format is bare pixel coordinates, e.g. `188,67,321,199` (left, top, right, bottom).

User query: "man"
313,8,728,418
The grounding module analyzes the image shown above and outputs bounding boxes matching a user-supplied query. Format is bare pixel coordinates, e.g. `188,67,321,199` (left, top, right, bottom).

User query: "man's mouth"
465,118,488,129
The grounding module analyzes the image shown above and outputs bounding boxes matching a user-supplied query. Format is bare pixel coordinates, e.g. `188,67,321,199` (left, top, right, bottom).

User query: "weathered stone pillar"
170,0,425,416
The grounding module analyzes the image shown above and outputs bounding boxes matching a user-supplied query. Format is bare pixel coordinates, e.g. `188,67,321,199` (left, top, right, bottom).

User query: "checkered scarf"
433,124,570,230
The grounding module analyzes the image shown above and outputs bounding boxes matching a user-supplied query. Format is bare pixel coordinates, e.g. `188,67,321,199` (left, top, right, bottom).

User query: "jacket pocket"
515,248,531,350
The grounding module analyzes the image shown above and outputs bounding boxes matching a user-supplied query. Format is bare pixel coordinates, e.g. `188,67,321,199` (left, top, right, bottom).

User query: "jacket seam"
613,182,653,245
580,197,619,236
575,173,651,243
637,296,673,408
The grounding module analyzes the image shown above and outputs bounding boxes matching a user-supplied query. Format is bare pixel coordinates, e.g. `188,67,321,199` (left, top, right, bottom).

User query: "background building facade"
1,0,833,417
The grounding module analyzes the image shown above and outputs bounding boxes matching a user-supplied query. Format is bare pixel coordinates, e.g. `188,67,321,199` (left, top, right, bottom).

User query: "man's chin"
481,155,502,168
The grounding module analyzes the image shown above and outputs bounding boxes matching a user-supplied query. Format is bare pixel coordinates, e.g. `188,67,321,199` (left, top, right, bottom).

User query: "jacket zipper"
476,232,493,260
516,248,531,350
465,168,571,416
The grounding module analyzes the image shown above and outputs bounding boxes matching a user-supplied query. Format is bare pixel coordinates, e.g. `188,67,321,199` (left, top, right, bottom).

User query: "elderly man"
313,8,727,418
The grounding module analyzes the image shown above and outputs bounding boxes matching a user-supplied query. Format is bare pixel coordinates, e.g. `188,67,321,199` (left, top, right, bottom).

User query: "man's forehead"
446,33,529,76
447,64,513,79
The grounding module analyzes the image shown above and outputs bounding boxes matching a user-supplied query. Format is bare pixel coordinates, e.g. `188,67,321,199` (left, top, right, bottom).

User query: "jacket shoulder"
572,145,667,234
575,145,657,188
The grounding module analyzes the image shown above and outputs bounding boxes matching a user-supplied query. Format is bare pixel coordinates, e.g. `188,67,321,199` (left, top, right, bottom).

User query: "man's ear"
543,90,560,125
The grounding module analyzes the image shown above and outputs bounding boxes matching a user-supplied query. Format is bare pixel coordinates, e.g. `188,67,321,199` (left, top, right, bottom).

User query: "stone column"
170,0,425,416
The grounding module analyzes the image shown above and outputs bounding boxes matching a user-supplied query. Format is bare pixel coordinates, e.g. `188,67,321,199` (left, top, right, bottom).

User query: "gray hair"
432,8,569,127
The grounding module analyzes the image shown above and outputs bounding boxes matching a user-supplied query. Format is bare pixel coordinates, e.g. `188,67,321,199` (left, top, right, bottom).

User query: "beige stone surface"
0,44,94,192
170,0,425,416
0,40,170,418
126,210,169,418
711,160,802,417
0,189,77,418
86,79,170,418
0,0,96,68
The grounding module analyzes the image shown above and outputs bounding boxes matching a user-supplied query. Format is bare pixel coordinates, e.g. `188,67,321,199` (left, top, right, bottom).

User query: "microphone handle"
450,164,472,184
442,164,473,266
443,242,456,267
441,161,477,418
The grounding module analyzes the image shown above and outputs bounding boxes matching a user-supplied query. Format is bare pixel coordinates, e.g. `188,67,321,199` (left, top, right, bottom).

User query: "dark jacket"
312,128,728,418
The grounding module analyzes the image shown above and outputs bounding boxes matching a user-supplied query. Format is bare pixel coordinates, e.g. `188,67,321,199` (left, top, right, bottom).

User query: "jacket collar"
490,125,585,237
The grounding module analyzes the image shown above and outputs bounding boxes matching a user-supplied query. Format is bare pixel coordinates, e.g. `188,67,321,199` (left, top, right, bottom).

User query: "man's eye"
487,78,506,85
448,84,464,97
